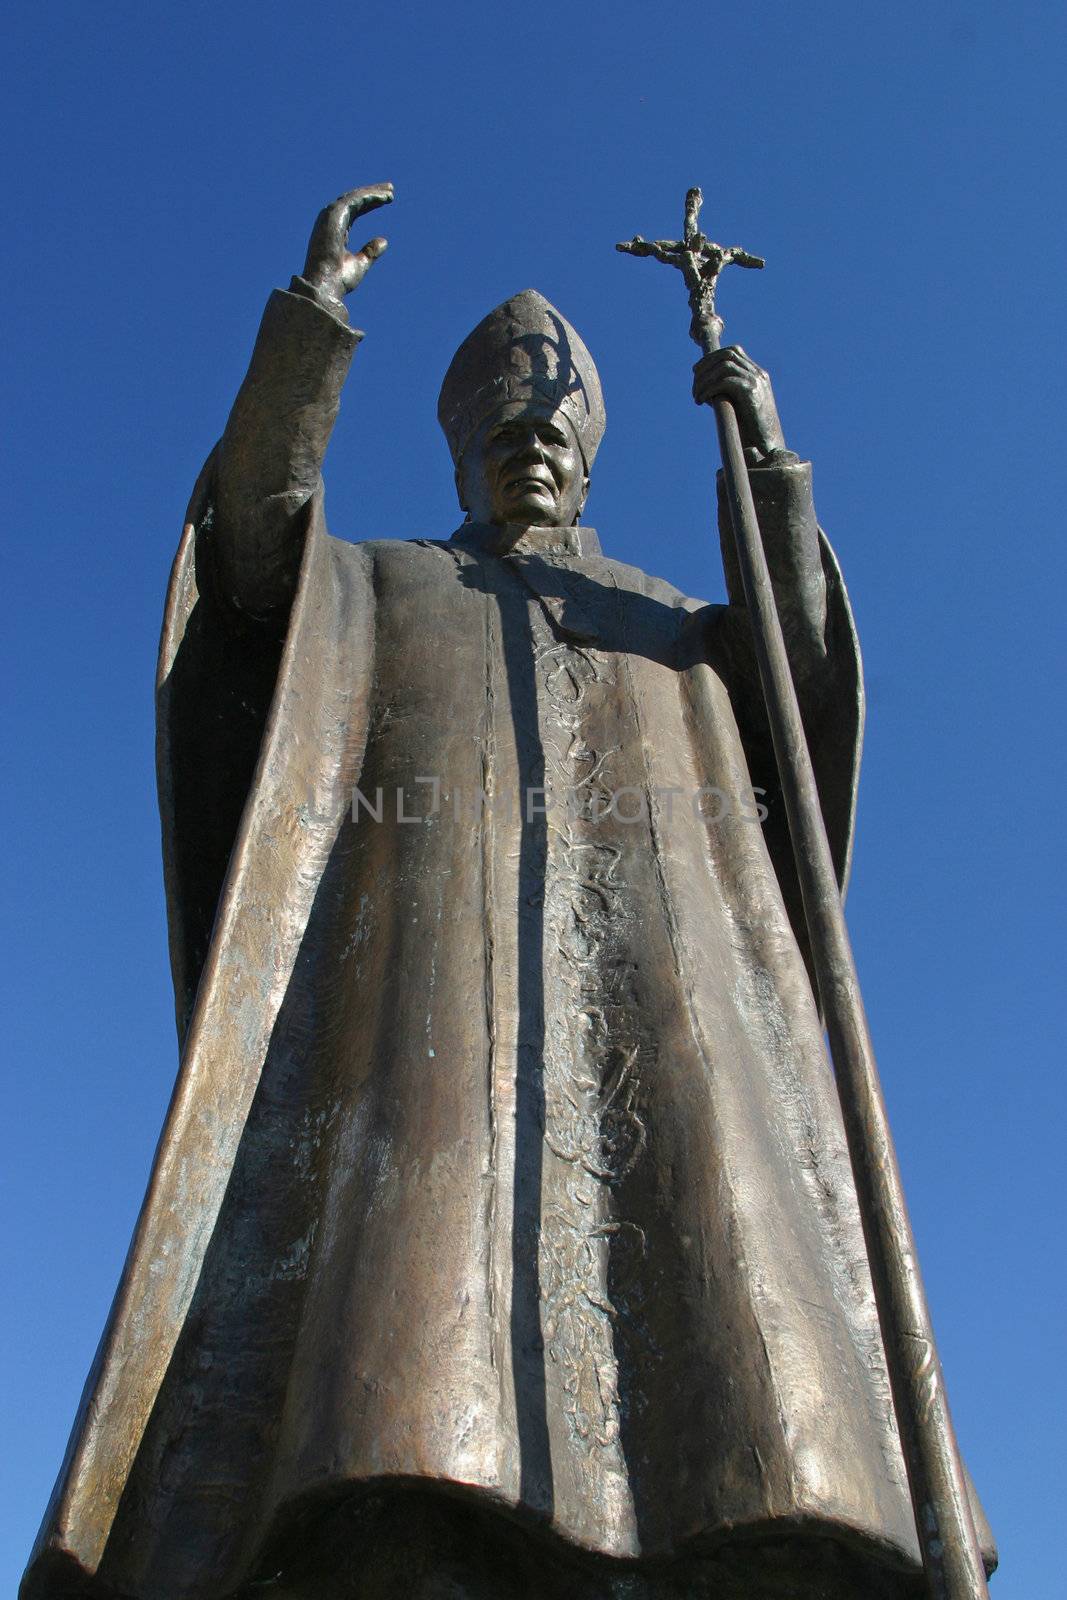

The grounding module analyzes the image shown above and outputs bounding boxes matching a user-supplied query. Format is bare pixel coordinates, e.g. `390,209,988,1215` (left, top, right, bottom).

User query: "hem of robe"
23,1474,998,1600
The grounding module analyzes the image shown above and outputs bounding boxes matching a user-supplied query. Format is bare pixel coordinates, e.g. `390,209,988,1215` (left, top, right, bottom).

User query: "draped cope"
23,289,994,1600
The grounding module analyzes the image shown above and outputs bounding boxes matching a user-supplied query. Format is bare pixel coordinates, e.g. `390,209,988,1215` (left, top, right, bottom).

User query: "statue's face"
458,405,588,527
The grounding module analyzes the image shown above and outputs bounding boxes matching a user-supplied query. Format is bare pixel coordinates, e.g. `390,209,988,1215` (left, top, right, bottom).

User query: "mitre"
437,289,606,469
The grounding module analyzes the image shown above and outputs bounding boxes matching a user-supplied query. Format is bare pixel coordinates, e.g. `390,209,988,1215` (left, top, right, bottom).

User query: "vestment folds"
27,463,990,1599
23,288,995,1597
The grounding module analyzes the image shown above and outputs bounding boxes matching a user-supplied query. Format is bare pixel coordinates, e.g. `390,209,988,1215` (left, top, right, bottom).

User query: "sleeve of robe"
703,458,865,990
158,282,361,1042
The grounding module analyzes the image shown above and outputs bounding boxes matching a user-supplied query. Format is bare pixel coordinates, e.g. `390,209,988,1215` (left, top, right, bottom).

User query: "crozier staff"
23,185,996,1600
621,188,992,1600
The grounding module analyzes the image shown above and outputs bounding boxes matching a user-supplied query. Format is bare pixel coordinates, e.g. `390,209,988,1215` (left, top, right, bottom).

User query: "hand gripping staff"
618,189,990,1600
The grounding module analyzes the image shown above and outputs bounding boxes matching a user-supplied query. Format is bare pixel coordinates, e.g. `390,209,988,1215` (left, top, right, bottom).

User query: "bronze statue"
23,185,996,1600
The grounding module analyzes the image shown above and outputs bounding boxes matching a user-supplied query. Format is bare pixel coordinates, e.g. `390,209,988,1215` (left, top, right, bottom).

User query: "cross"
616,187,764,355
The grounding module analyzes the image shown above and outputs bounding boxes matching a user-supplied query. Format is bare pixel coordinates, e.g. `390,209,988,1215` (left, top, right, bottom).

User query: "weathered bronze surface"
23,187,996,1600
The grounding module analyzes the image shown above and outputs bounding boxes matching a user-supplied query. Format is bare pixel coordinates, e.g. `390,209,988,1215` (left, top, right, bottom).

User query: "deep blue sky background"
4,2,1064,1594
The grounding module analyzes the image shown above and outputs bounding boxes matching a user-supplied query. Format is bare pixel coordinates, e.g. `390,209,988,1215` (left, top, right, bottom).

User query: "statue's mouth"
505,471,553,496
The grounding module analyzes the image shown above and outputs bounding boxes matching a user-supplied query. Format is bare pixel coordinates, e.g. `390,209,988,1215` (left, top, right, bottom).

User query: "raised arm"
212,184,394,620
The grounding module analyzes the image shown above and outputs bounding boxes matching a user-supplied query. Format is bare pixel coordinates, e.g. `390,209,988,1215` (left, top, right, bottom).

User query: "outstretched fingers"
309,184,393,254
303,183,395,296
339,182,394,226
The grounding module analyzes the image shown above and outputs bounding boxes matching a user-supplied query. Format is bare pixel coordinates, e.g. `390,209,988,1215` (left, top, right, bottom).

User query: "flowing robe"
23,288,994,1599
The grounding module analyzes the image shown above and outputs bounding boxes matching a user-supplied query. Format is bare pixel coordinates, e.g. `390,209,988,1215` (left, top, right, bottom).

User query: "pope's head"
438,291,605,529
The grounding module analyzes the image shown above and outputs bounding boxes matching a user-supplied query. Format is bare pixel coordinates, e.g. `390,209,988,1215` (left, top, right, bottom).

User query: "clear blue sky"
4,2,1064,1594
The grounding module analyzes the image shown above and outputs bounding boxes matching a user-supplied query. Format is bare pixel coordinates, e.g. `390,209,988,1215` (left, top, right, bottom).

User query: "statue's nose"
513,435,547,463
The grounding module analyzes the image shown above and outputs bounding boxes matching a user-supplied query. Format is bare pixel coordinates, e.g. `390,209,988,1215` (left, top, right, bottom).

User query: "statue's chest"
367,544,645,754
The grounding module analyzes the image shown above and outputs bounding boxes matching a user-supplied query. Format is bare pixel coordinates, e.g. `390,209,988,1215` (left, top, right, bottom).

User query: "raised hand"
692,345,787,461
300,183,395,312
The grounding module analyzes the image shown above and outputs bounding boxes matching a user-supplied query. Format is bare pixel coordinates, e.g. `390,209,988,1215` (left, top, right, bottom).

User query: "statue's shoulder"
591,552,731,674
592,552,715,615
324,532,460,572
321,533,476,616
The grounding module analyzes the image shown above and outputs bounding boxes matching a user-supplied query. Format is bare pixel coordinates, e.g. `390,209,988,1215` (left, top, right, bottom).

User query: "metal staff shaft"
619,191,989,1600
